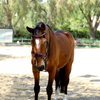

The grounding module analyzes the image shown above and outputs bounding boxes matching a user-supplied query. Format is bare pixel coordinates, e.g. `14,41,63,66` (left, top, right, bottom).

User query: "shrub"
14,26,100,40
14,28,31,39
57,24,90,39
95,31,100,39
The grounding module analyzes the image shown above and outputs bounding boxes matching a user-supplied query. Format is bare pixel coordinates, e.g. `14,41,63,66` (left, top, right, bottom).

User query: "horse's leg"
63,76,69,100
33,71,40,100
46,68,56,100
63,62,72,100
54,70,60,99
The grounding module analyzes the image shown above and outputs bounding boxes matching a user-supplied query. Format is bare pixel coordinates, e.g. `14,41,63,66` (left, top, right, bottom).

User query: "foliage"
0,0,100,40
14,28,31,39
95,30,100,39
57,24,90,38
0,0,29,28
71,0,100,39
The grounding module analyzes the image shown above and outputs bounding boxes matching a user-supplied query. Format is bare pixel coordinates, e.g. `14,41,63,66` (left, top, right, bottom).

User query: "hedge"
14,28,31,39
55,24,100,39
14,26,100,39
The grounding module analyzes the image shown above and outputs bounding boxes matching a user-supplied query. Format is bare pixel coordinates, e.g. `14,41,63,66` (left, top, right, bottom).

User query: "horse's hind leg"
63,75,69,100
63,62,72,100
54,70,60,99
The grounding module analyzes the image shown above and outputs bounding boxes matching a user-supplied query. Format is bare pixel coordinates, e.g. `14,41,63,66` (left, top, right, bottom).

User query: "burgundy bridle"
32,31,50,71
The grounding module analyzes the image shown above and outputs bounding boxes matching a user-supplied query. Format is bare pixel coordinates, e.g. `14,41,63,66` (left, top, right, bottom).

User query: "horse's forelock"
35,25,40,35
35,22,45,35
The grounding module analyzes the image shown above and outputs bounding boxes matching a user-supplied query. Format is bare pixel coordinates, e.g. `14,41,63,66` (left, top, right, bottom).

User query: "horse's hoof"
54,95,58,100
63,94,68,100
54,87,60,100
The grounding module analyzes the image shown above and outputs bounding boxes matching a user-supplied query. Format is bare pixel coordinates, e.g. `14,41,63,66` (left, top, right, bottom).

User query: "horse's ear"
40,23,45,32
26,26,34,33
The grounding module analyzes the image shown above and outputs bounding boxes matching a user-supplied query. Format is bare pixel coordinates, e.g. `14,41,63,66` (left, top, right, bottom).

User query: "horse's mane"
46,24,51,30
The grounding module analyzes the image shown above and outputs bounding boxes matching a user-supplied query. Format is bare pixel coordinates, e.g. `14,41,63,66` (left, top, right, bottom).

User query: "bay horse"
26,22,74,100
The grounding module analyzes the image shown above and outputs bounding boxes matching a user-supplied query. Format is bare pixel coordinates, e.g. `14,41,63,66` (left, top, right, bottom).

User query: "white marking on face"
35,39,40,50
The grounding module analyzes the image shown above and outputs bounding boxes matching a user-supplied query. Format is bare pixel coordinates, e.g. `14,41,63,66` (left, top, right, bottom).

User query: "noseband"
32,32,50,71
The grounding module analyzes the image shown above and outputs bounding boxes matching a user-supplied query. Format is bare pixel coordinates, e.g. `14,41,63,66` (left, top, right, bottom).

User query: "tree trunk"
88,17,100,39
7,11,12,28
3,6,12,28
89,25,95,39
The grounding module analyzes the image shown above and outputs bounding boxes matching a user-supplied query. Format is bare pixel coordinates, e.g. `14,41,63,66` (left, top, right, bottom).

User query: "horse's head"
26,22,50,71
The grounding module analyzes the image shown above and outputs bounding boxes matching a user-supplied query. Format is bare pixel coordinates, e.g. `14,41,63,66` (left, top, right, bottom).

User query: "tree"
0,0,12,27
48,0,73,30
72,0,100,39
47,0,57,30
0,0,73,30
27,0,58,30
0,0,30,28
27,0,48,27
28,0,73,31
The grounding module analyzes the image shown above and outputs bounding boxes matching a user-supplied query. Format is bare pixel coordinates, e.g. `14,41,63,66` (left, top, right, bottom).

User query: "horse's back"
54,30,74,47
54,30,74,62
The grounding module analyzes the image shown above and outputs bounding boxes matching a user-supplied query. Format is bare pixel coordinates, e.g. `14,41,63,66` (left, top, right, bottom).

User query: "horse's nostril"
41,65,44,70
35,65,44,71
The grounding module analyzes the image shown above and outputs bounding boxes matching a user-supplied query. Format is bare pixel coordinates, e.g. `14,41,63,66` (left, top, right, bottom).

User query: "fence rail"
14,39,31,45
75,39,100,47
13,38,100,47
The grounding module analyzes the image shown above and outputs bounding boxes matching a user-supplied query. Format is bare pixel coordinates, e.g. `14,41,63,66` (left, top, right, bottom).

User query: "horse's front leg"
33,70,40,100
46,67,56,100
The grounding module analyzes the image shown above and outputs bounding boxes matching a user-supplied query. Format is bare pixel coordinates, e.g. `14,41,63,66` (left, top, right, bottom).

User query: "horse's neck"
46,26,57,43
48,28,58,55
49,28,57,44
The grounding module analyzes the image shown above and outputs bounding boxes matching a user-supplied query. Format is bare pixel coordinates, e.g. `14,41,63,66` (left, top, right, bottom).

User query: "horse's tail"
59,66,65,93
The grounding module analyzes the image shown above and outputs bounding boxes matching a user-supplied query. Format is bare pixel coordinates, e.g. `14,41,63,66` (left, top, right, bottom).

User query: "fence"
75,39,100,47
14,39,31,45
13,38,100,47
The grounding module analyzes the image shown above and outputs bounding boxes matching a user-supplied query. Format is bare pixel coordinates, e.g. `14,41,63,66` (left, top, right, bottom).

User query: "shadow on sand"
0,54,30,61
0,73,100,100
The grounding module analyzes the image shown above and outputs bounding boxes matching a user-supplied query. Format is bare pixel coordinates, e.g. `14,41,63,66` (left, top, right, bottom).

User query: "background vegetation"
0,0,100,40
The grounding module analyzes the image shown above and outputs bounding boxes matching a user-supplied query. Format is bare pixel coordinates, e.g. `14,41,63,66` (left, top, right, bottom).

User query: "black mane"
46,24,51,30
35,25,40,35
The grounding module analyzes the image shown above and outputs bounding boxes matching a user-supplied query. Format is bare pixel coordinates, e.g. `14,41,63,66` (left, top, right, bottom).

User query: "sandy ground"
0,45,100,100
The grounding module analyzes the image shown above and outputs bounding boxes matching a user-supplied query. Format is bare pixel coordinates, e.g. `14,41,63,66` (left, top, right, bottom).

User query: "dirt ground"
0,45,100,100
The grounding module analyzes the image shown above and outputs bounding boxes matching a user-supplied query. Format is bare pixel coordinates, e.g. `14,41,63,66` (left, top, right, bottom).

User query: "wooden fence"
75,39,100,47
14,38,100,47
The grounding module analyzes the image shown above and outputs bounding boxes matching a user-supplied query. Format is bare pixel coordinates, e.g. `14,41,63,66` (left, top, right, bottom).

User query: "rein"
32,29,51,71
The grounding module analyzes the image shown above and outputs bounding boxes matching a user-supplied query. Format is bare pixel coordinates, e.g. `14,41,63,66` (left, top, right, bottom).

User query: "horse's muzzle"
35,65,44,71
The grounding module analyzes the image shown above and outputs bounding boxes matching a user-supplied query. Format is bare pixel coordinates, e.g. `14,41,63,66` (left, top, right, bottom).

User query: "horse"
26,22,74,100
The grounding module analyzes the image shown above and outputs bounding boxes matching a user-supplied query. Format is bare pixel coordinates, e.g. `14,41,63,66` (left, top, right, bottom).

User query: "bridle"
32,29,50,71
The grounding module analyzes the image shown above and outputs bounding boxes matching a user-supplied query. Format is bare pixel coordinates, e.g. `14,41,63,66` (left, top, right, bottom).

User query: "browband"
32,32,46,38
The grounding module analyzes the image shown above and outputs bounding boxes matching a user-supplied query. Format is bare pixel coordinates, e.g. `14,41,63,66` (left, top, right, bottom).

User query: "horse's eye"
44,41,47,45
